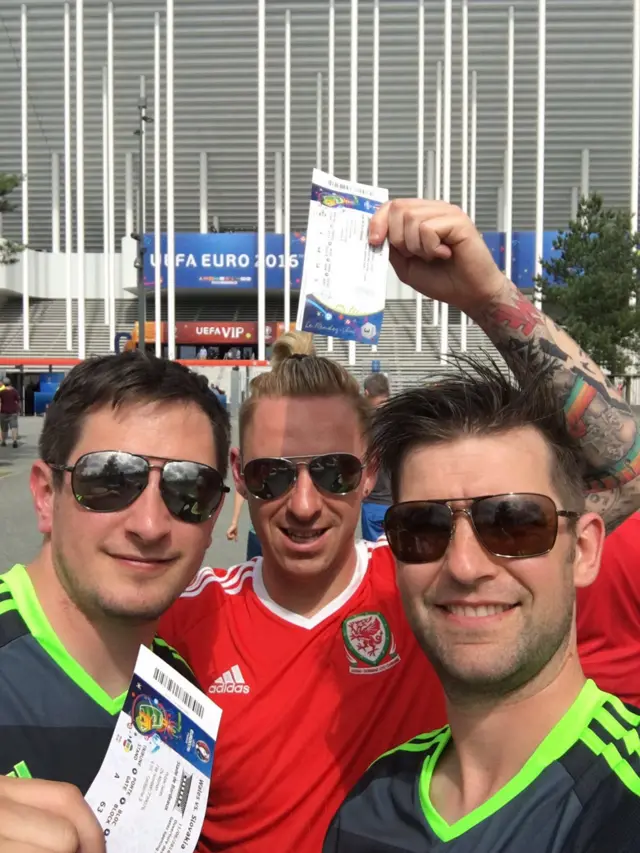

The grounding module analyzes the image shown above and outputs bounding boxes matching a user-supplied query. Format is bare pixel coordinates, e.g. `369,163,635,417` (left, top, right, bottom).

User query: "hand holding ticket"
296,170,390,345
84,646,222,853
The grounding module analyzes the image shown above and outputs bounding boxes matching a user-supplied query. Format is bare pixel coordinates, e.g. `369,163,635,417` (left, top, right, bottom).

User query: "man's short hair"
40,351,231,483
370,357,586,510
363,373,390,399
240,355,371,445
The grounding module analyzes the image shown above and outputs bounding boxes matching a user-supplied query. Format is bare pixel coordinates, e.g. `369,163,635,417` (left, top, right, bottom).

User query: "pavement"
0,416,251,572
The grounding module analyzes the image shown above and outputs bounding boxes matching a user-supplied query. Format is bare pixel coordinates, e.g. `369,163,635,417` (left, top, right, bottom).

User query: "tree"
0,172,24,265
536,193,640,377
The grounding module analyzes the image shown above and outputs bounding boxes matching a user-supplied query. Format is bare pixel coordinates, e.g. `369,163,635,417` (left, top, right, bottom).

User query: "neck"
27,547,157,698
433,642,586,822
260,544,359,618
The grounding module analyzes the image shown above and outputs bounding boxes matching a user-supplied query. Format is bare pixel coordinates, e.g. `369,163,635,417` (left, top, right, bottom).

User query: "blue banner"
143,233,306,290
143,230,562,291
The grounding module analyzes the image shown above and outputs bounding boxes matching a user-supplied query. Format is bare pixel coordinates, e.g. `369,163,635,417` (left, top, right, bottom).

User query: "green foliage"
536,193,640,375
0,172,24,265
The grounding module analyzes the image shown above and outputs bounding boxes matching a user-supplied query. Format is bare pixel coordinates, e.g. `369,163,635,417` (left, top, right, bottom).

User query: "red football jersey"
577,513,640,707
159,540,446,852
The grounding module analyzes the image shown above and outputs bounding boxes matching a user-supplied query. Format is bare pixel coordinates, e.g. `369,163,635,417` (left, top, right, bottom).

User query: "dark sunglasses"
384,492,581,562
242,453,363,501
49,450,229,524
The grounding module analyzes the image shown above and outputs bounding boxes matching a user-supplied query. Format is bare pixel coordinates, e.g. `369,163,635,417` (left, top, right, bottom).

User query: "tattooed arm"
474,285,640,533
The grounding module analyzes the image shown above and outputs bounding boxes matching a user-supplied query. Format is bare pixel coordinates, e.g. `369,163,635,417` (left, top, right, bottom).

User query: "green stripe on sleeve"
0,600,18,618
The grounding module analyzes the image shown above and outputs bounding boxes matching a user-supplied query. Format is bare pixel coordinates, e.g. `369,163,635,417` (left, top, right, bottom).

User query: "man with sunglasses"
160,198,640,852
324,366,640,853
0,353,229,814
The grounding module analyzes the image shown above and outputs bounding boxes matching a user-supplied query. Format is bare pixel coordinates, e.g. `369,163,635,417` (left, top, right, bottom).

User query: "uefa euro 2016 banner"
143,231,561,291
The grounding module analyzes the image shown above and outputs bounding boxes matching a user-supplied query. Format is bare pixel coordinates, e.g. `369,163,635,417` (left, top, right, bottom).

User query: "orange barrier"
0,357,269,368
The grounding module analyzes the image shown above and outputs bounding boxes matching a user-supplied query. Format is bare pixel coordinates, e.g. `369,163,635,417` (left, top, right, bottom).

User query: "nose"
442,511,500,585
122,471,173,543
286,465,323,521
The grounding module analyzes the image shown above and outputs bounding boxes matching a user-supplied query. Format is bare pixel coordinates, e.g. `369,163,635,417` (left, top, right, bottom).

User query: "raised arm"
472,286,639,532
369,199,640,532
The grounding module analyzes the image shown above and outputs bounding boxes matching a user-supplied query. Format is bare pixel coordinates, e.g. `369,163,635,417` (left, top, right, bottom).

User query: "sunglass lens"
243,458,297,500
161,462,225,523
384,502,453,562
309,454,363,495
472,494,558,558
73,451,147,512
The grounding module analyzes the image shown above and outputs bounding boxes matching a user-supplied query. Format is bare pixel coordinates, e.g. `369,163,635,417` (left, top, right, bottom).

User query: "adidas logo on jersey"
209,664,250,695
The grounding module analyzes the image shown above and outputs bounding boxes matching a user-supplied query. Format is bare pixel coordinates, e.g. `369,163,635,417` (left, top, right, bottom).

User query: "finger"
368,201,390,244
0,839,55,853
404,213,424,257
419,222,452,261
0,780,104,853
387,206,412,258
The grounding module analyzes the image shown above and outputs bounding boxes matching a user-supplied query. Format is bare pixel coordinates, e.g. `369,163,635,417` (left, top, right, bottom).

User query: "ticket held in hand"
296,169,390,346
85,645,222,853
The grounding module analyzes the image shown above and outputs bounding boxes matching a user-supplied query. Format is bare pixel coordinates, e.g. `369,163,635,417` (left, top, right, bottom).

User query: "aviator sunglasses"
242,453,364,501
48,450,229,524
384,492,581,562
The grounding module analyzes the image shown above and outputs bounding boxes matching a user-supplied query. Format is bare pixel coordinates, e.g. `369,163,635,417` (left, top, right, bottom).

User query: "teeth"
447,604,513,618
287,530,323,542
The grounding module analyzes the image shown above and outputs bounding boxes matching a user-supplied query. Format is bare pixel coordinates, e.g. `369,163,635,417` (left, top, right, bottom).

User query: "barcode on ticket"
153,667,205,719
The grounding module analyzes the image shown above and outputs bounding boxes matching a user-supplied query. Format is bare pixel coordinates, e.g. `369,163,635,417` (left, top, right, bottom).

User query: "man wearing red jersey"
577,512,640,706
160,199,640,852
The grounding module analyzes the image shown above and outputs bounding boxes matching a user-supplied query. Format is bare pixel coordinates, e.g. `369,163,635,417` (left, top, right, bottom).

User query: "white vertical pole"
274,151,283,234
200,152,208,233
76,0,86,359
416,0,424,354
139,75,147,236
107,0,116,349
440,0,452,363
154,11,161,358
433,60,443,326
426,149,435,198
64,1,72,350
125,152,134,237
534,0,546,309
166,0,176,360
461,0,469,214
102,67,110,325
633,0,640,223
284,9,291,332
371,0,379,354
327,0,335,353
316,72,323,169
497,185,505,232
107,1,115,349
460,0,469,351
504,6,515,283
258,0,266,362
470,70,478,223
348,0,358,367
52,153,60,253
570,186,579,221
581,148,590,198
21,4,29,351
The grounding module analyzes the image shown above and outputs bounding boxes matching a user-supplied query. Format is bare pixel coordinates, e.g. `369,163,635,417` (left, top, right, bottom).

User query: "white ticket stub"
85,645,222,853
296,169,389,345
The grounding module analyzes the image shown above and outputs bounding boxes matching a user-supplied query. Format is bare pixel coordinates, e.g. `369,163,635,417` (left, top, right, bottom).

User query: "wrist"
466,274,516,325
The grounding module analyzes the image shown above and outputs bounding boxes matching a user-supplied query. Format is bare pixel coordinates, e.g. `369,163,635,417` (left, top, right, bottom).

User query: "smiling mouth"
281,528,328,545
440,604,518,618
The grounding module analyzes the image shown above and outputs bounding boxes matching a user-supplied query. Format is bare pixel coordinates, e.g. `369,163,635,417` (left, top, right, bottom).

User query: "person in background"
198,345,208,360
0,377,21,449
577,511,640,707
324,364,639,853
360,372,392,540
226,329,316,559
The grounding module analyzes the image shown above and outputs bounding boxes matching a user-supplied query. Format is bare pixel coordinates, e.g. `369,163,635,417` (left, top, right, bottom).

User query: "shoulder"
159,559,259,644
325,729,447,847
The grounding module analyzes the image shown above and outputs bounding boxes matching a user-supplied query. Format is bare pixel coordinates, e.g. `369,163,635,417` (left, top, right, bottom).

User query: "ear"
30,460,56,536
230,446,249,500
360,459,378,501
572,511,606,589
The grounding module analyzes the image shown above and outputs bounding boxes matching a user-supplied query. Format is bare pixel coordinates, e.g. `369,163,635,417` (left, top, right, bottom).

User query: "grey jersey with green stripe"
0,564,197,793
324,681,640,853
